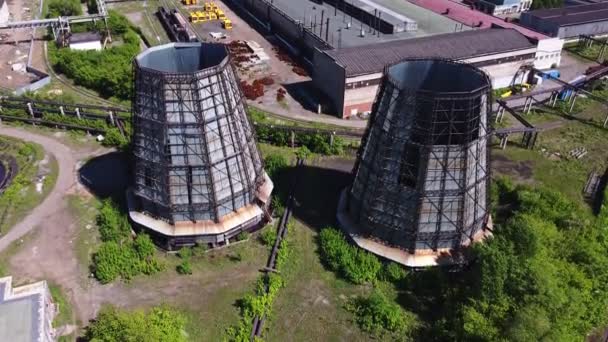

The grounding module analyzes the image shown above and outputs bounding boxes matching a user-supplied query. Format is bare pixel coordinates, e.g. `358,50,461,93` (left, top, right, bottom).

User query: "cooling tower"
127,42,273,250
337,59,492,267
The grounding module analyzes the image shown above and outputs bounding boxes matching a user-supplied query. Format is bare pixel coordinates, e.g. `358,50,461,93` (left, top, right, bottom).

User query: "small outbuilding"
69,32,102,51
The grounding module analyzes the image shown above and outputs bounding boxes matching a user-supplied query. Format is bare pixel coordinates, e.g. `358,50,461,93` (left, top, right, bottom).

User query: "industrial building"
520,2,608,39
337,59,492,266
0,276,57,342
472,0,533,16
0,0,8,25
225,0,460,61
314,28,545,118
128,42,273,250
68,32,102,51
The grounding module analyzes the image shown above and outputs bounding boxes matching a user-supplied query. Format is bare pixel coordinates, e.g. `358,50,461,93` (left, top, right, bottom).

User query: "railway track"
251,157,303,340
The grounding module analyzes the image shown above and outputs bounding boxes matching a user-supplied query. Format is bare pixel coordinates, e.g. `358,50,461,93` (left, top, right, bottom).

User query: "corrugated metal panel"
325,28,535,77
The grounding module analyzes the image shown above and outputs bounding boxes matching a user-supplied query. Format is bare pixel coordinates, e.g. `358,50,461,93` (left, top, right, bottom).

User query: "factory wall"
534,37,564,69
558,22,608,39
519,13,560,36
338,60,526,118
227,0,331,61
312,48,346,116
479,61,529,88
321,48,537,118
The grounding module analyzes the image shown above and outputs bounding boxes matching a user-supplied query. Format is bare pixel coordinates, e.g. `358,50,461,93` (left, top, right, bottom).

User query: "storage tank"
337,58,492,266
128,42,273,249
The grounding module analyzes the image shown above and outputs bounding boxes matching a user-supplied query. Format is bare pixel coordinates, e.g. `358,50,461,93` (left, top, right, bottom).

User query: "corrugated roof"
69,32,101,44
525,2,608,26
324,28,535,77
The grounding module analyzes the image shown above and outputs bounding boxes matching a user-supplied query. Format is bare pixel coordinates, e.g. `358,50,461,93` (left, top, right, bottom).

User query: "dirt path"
0,125,77,251
0,126,261,325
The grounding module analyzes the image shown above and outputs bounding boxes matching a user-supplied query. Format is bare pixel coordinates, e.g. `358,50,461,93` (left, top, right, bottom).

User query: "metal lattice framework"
348,59,491,253
132,43,265,226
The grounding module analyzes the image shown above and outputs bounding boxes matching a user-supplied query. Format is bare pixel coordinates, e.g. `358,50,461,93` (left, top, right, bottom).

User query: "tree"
346,289,419,338
85,305,186,342
47,0,82,18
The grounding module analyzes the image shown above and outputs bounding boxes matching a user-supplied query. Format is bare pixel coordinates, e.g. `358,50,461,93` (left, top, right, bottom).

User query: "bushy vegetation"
85,305,186,341
259,226,276,247
176,246,193,275
92,200,163,283
318,228,382,284
346,290,419,338
317,180,608,340
255,124,345,155
47,0,82,17
226,223,293,341
48,11,139,101
409,179,608,340
263,154,288,180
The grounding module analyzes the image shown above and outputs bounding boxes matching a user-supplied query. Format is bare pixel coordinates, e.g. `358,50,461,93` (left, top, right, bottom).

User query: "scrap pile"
227,40,269,71
240,77,275,101
272,47,308,77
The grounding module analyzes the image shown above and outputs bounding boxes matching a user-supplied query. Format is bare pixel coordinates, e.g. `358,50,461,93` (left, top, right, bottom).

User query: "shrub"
264,153,288,180
93,203,164,283
346,290,419,337
93,241,149,284
102,128,129,149
192,243,208,257
295,146,311,160
133,234,156,259
176,260,192,275
236,231,248,241
177,247,193,260
382,262,407,282
271,195,285,218
260,226,276,247
318,227,381,284
86,305,186,342
96,200,131,242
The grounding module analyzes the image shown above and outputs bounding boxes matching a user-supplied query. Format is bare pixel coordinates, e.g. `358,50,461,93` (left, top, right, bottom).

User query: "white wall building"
533,37,565,69
0,276,57,342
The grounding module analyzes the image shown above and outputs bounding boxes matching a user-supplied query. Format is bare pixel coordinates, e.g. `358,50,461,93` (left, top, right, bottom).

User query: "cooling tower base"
337,189,492,267
127,174,274,250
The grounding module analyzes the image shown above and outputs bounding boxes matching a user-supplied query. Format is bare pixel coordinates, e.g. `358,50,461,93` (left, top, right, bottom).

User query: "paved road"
0,126,76,252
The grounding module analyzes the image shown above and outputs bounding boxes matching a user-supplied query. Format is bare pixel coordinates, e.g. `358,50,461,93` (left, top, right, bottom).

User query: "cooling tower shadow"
78,151,131,204
290,159,355,230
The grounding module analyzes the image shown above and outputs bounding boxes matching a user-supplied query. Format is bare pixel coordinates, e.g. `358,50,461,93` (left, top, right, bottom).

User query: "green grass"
68,195,101,277
249,106,363,133
49,282,74,327
108,0,170,46
0,230,39,278
265,220,370,341
565,42,605,61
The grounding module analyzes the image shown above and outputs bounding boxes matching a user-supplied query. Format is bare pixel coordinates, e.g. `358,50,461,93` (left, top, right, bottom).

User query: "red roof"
408,0,549,40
